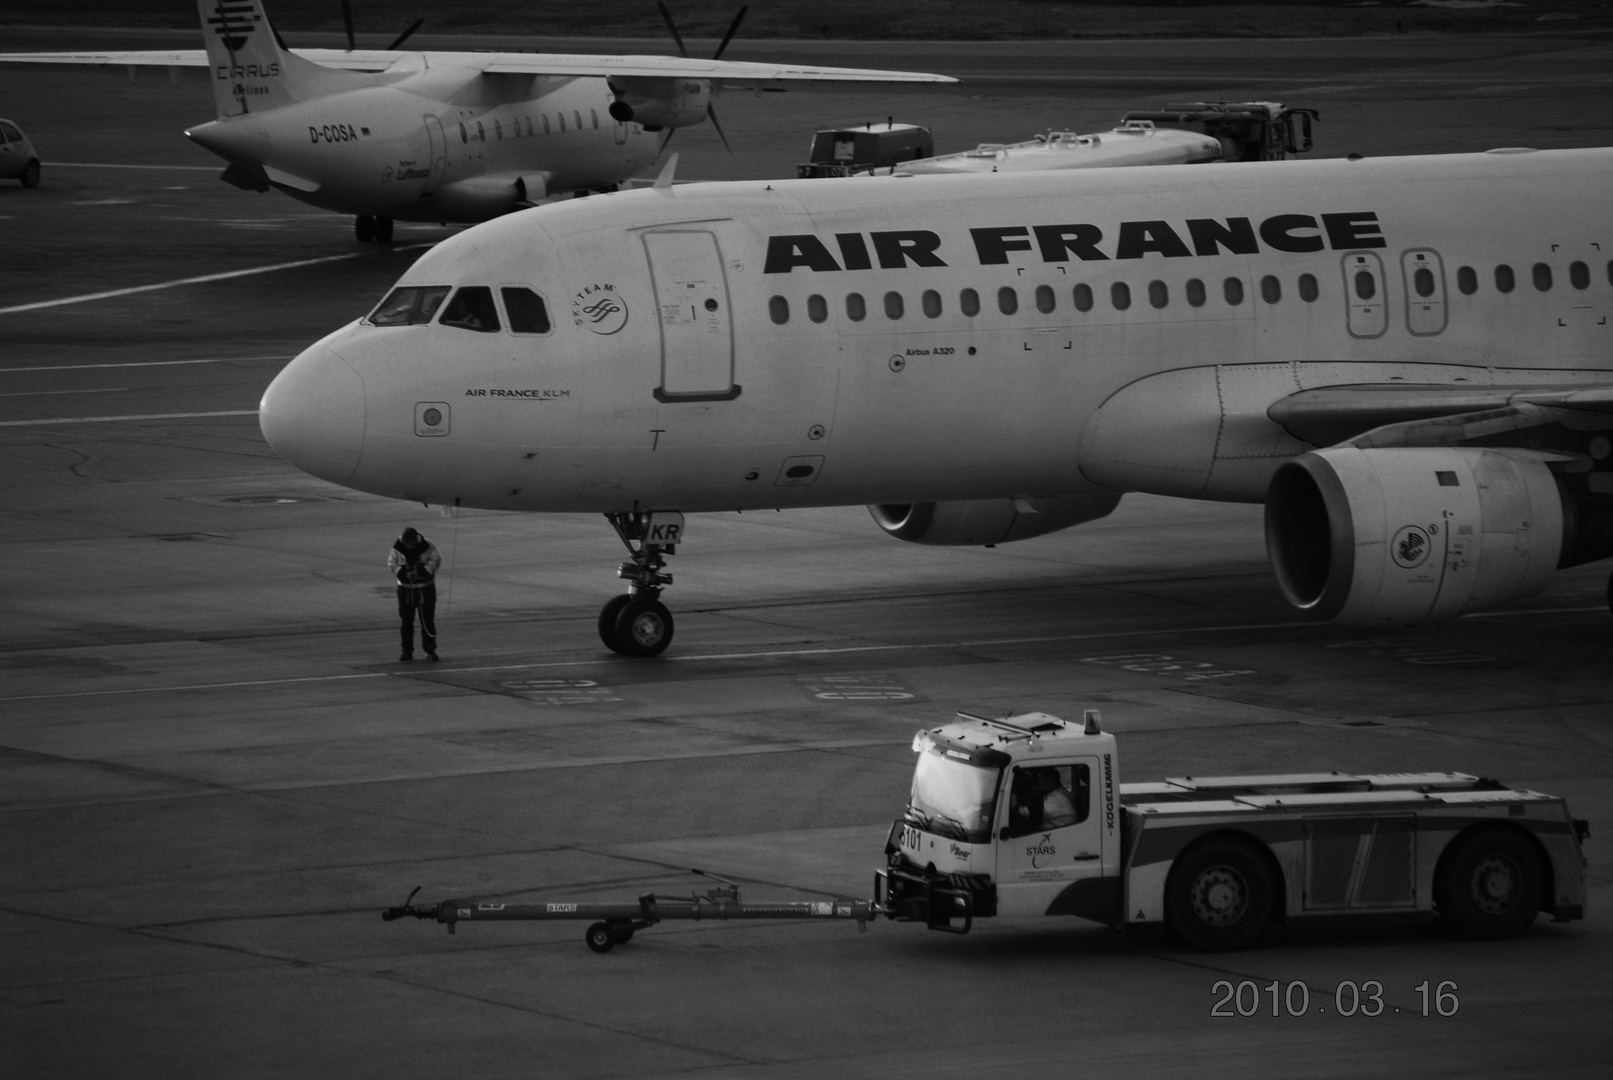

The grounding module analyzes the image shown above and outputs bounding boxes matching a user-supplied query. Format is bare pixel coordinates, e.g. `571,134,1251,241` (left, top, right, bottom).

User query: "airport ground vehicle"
385,711,1586,952
0,118,40,187
798,121,934,177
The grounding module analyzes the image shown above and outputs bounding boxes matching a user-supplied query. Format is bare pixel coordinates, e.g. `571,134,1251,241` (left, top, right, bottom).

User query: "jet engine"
607,78,711,129
870,494,1123,547
1265,446,1613,624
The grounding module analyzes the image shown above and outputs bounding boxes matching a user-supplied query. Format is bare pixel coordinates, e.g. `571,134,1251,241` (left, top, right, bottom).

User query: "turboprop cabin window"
501,287,551,334
369,286,450,326
439,287,500,332
908,748,1001,844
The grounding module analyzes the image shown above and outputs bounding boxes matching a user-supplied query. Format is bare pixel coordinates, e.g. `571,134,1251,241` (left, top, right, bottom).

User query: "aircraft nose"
260,345,366,484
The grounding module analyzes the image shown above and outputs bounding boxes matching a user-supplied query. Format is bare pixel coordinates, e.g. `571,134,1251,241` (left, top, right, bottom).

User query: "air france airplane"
0,0,951,241
260,146,1613,656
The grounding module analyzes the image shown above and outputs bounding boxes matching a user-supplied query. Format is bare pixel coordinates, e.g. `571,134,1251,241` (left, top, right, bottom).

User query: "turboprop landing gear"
599,510,685,657
354,215,394,242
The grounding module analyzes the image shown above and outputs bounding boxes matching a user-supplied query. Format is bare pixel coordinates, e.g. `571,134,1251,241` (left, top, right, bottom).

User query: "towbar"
383,876,876,953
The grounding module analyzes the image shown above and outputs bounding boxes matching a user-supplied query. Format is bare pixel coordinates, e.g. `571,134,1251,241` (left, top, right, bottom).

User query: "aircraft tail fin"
198,0,368,117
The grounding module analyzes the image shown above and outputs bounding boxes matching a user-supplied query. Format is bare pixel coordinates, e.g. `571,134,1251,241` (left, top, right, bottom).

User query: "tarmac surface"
2,30,1612,1080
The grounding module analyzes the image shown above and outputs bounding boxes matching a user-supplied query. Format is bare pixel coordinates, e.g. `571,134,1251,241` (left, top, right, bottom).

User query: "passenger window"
1495,264,1515,293
459,123,467,144
591,109,599,129
998,286,1018,315
1224,277,1244,305
476,121,485,141
1533,262,1553,291
1185,278,1206,307
960,288,980,317
543,114,551,134
574,111,582,130
922,289,942,318
884,291,904,319
1456,266,1477,295
1298,273,1319,302
1034,284,1056,314
1569,261,1589,290
501,287,551,334
1072,283,1093,312
1147,280,1168,309
369,285,450,326
494,120,503,140
559,113,566,133
1111,282,1131,311
769,296,789,325
1353,271,1376,300
439,286,500,332
807,294,828,323
846,293,866,321
1261,275,1281,304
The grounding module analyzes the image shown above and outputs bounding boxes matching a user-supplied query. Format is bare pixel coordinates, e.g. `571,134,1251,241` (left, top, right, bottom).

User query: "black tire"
354,214,374,242
20,159,40,189
614,598,674,657
585,922,615,953
598,594,633,652
1167,838,1275,951
373,216,394,243
1437,826,1544,940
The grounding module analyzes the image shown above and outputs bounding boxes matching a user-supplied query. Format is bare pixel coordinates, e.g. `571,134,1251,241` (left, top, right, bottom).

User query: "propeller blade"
712,5,748,62
707,102,734,157
340,0,356,51
657,1,689,57
387,18,425,51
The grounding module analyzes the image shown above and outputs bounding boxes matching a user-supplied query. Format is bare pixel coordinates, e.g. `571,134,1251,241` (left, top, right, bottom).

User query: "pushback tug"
385,710,1586,952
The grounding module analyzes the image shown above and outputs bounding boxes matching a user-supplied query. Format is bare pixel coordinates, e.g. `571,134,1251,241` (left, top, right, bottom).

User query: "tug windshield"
907,748,1001,844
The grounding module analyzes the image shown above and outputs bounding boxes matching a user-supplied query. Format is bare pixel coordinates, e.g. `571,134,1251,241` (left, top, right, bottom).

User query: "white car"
0,118,40,187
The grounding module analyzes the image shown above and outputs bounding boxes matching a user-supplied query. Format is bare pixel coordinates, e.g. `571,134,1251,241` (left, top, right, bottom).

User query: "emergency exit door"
422,115,446,195
643,230,740,402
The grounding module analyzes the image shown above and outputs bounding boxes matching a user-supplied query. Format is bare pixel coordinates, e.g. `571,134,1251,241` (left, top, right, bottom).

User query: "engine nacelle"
607,77,711,129
1264,447,1576,624
870,494,1123,547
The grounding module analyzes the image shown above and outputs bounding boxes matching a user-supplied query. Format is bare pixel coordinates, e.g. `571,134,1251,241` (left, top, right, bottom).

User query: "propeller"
339,1,424,53
655,2,747,156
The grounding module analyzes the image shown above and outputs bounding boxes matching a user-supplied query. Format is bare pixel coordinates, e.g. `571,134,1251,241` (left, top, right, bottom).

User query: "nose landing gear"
354,214,394,243
599,510,685,657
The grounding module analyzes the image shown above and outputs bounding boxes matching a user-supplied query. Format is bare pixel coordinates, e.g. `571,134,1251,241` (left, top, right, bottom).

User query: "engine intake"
870,495,1122,547
607,77,711,130
1264,447,1611,624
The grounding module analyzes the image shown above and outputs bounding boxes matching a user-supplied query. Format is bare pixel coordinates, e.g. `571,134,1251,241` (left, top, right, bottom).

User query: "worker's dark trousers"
398,584,437,656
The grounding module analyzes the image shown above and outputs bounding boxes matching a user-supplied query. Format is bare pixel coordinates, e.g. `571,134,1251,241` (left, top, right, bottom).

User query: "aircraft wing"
0,48,956,84
1269,382,1613,448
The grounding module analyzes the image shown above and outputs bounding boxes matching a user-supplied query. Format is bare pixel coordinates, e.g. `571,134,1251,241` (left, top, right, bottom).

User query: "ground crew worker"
388,527,441,661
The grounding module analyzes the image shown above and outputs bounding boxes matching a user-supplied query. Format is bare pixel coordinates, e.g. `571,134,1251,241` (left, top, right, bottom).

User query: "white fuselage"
260,147,1613,513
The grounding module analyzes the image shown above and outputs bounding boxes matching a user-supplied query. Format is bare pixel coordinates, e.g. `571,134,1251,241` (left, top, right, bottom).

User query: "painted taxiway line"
0,245,431,316
45,162,220,171
0,409,258,427
0,356,292,373
0,620,1315,703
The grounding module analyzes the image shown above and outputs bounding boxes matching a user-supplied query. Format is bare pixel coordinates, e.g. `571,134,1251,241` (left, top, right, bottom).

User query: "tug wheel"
585,922,616,953
1167,838,1274,951
614,598,674,657
598,594,632,652
1436,825,1544,940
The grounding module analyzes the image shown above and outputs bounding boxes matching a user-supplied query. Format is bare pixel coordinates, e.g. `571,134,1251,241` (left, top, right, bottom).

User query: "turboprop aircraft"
0,0,953,241
259,146,1613,656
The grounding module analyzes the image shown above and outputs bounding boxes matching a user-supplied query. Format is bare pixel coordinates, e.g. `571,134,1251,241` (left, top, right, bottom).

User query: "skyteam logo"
207,1,261,53
571,284,628,335
1392,525,1431,570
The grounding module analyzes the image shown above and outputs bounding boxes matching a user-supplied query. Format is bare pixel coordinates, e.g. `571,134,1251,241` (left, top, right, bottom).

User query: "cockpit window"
501,287,552,334
438,286,501,333
369,285,450,326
